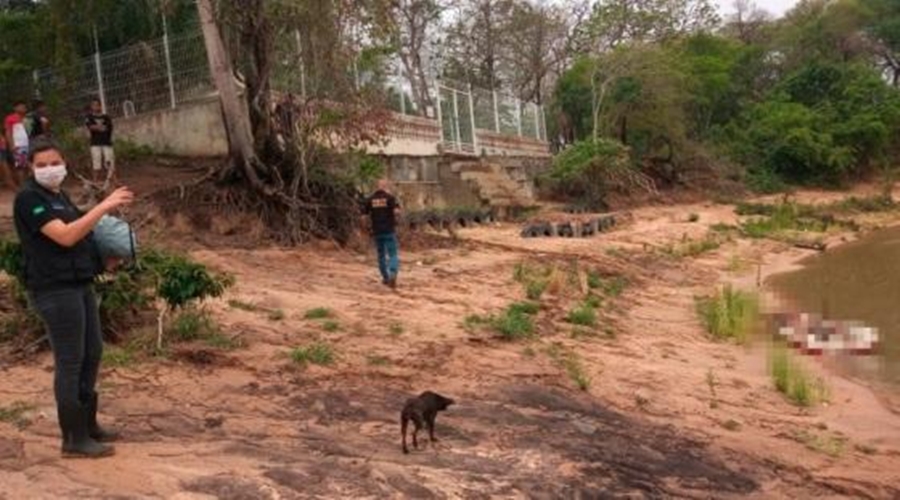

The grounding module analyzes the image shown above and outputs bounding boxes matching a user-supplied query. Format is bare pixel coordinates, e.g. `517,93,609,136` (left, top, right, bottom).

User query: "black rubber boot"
59,403,115,459
85,393,120,442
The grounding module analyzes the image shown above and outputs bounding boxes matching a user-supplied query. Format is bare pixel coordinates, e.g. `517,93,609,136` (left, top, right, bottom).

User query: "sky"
714,0,799,18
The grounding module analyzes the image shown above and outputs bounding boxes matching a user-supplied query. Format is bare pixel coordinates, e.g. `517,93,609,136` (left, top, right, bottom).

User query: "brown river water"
768,226,900,390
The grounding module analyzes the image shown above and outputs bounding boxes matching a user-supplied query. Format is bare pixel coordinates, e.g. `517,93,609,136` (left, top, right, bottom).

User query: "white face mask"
34,164,67,190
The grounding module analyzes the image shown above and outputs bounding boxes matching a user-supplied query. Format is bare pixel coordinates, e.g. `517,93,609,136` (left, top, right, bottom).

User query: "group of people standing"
1,98,116,192
1,99,50,190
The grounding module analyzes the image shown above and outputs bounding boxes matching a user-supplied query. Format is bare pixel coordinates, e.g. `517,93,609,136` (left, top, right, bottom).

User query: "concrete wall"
115,97,229,157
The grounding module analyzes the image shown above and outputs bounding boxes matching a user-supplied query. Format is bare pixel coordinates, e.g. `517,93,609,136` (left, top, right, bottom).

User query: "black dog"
401,391,454,454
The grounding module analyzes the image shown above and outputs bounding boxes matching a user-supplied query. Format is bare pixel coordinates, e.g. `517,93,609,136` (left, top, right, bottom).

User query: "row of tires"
520,215,617,238
405,209,497,231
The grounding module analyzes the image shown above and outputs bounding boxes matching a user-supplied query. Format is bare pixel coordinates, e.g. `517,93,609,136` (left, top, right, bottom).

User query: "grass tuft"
304,307,333,320
290,342,336,366
696,285,758,343
770,344,828,407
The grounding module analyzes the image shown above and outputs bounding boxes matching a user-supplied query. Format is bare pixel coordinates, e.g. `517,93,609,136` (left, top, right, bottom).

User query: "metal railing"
33,25,547,156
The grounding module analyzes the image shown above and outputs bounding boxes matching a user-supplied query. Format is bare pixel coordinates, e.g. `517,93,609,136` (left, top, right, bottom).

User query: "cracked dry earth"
2,193,900,499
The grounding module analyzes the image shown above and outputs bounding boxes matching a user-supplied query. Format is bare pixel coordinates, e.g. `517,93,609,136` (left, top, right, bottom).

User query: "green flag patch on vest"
32,205,46,216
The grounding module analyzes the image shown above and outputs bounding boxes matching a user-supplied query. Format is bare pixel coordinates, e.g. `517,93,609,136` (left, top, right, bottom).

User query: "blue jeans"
374,232,399,282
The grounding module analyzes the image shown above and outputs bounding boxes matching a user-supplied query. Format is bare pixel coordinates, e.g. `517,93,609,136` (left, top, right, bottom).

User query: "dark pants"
374,232,400,282
30,285,103,409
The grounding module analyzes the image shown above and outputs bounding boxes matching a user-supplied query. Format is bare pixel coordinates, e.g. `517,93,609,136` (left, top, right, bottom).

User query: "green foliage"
695,285,758,343
304,307,333,320
770,344,828,407
142,250,234,311
491,306,536,340
1,240,233,341
508,301,540,316
544,139,631,210
566,303,597,327
723,62,900,187
169,309,219,343
738,202,828,239
322,320,340,332
290,342,336,367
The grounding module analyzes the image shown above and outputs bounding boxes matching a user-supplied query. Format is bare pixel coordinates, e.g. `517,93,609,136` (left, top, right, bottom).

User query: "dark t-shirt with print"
85,113,113,146
13,179,100,291
363,190,400,235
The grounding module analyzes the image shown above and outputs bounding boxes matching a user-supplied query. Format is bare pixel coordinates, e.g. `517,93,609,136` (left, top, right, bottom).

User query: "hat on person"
93,215,137,261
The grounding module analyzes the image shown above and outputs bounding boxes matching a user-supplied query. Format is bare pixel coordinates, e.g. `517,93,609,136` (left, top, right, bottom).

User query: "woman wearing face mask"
13,138,134,458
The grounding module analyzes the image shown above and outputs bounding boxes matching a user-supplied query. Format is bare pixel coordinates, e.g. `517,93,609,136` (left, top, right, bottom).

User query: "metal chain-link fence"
33,24,546,154
34,28,211,124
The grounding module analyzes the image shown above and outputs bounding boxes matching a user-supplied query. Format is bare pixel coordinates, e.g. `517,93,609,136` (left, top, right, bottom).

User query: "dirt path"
2,182,900,498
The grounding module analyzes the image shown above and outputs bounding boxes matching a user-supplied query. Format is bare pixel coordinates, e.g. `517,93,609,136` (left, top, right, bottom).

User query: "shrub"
0,241,233,347
543,139,645,210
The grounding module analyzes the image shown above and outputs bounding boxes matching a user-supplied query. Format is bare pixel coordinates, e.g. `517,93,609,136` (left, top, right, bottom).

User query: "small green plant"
603,277,627,297
710,223,738,233
584,293,603,309
463,314,488,332
290,342,336,366
696,285,758,343
169,309,219,343
566,303,597,327
102,345,137,368
322,320,340,332
491,307,535,340
508,301,540,316
545,344,591,391
228,299,259,312
769,344,828,407
388,322,404,336
587,271,603,290
525,279,548,300
0,401,34,429
267,309,285,321
304,307,333,320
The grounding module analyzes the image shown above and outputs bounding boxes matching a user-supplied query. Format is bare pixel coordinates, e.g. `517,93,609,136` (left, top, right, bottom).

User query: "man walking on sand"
362,179,401,288
85,99,115,187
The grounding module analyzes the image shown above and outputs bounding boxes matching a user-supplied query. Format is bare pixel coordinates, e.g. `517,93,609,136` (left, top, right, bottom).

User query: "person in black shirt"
14,138,134,458
85,98,115,186
362,179,401,288
27,99,51,139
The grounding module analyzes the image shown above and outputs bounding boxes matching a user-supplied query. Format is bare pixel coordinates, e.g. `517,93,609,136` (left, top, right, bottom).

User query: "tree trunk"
197,0,255,172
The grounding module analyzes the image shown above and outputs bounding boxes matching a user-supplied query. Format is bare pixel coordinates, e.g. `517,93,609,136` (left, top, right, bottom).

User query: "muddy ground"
1,162,900,499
